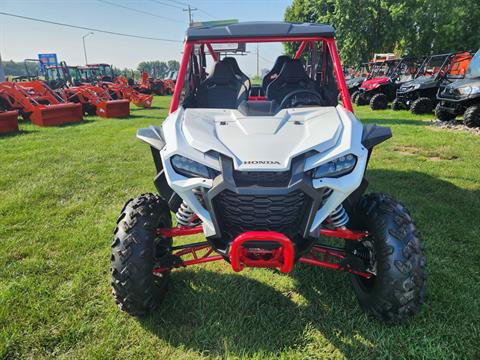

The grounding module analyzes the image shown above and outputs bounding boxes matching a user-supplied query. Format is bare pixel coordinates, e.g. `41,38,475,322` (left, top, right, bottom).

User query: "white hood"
180,107,343,171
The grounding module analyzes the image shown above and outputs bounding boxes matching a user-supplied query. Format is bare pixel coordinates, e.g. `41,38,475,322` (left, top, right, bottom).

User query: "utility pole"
0,51,5,82
183,4,198,26
82,32,94,65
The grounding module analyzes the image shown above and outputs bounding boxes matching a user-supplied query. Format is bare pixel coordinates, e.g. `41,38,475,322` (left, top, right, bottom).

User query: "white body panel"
150,105,368,238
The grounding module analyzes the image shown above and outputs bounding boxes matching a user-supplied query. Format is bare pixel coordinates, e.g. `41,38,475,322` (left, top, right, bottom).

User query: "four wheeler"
345,62,370,103
111,21,426,324
356,57,420,110
393,52,472,114
435,49,480,127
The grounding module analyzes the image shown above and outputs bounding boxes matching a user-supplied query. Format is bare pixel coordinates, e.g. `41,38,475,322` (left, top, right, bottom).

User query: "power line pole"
183,4,198,25
82,32,94,65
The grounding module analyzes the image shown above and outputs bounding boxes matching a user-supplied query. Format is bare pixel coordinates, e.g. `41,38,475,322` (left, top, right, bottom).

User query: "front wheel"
410,97,433,115
435,104,457,121
111,193,172,316
347,193,426,323
370,93,388,110
463,105,480,128
391,98,405,111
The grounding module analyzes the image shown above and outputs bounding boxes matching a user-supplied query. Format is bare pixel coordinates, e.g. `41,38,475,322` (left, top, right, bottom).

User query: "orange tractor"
0,80,83,126
86,64,153,108
137,71,175,96
45,62,130,118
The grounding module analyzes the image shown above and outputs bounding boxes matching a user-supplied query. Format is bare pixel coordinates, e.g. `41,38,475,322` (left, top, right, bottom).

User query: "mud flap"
96,99,130,118
30,103,83,126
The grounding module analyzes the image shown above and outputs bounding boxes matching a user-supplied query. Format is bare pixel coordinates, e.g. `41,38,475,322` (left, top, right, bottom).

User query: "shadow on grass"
360,114,430,126
127,114,165,120
139,170,480,358
0,129,39,138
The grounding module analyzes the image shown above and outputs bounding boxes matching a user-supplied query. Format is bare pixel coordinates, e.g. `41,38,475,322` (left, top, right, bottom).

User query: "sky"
0,0,292,76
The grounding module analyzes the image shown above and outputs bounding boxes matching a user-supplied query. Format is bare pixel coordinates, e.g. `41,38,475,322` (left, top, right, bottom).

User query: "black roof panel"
186,21,335,41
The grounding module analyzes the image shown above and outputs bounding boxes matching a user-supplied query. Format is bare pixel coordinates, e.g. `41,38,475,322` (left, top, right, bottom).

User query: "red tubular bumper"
230,231,295,273
154,226,371,277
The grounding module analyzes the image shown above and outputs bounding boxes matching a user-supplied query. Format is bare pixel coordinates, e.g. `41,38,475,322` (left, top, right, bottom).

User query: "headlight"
412,84,421,90
471,86,480,95
171,155,216,178
313,154,357,179
457,86,472,96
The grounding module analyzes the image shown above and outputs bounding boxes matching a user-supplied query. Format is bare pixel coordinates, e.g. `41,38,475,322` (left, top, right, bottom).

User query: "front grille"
233,170,291,187
213,190,311,242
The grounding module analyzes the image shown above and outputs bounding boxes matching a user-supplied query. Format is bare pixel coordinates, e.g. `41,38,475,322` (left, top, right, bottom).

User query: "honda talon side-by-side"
356,57,420,110
111,21,426,324
435,49,480,127
394,52,472,114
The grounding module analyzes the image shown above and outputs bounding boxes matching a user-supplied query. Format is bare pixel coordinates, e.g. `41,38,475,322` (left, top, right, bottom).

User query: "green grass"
1,97,479,359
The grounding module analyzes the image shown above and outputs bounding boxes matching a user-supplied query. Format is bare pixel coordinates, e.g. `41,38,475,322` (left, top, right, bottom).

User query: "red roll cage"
169,36,353,114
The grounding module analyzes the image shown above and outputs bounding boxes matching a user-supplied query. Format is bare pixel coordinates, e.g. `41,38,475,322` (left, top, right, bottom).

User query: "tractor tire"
111,193,173,316
347,193,426,324
355,93,369,106
370,93,388,110
463,105,480,128
435,104,457,122
410,97,433,115
351,91,360,104
391,98,405,111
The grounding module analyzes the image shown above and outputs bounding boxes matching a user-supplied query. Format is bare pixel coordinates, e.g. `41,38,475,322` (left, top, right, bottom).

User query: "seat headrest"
221,57,242,75
262,55,291,89
275,59,309,82
207,61,238,85
272,55,291,73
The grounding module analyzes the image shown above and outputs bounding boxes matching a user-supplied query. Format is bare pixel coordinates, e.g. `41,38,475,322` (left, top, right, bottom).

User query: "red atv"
356,58,420,110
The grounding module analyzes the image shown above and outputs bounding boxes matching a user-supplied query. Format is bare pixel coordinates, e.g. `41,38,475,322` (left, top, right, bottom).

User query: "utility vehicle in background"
435,49,480,127
393,52,472,114
356,57,420,110
345,62,370,103
111,21,426,324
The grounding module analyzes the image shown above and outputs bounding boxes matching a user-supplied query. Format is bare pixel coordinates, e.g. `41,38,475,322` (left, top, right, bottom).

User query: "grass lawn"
1,96,479,359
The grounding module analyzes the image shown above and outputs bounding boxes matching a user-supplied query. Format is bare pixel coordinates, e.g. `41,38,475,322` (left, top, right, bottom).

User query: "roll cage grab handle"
169,36,353,113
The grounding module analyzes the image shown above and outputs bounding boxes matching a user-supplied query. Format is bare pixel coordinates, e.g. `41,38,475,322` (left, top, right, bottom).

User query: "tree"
284,0,480,66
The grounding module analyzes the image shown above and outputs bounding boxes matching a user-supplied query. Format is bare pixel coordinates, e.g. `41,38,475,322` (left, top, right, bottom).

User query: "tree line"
1,59,180,78
284,0,480,65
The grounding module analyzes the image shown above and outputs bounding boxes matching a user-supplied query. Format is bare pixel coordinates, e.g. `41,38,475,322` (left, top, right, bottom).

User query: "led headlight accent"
313,154,357,179
171,155,215,178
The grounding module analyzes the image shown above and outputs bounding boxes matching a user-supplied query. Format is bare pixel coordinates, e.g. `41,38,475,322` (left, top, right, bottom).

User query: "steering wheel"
279,89,324,109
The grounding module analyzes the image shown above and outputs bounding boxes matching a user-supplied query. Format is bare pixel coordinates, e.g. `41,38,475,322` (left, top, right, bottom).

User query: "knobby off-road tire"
351,90,360,104
463,105,480,128
435,103,456,122
370,93,388,110
355,93,369,106
111,193,172,316
391,98,404,111
410,97,433,115
347,193,426,324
